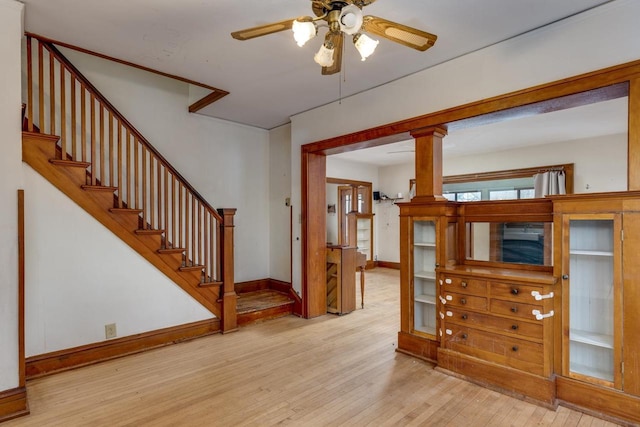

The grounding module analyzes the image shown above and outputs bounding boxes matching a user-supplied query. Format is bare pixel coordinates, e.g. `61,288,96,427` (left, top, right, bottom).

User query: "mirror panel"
466,221,553,266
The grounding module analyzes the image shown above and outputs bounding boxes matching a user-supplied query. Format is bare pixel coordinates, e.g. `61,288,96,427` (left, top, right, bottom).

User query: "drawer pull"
511,324,518,330
446,295,453,301
511,288,519,295
461,281,468,288
512,346,519,352
439,279,444,286
510,306,518,313
445,329,452,335
532,309,555,320
446,311,453,317
461,314,468,320
439,312,445,319
461,333,468,339
531,290,554,300
439,296,447,305
445,278,452,284
460,298,467,305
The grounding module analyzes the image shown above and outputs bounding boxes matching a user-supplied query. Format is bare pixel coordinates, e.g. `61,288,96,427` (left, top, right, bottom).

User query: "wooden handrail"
39,39,222,223
24,34,231,295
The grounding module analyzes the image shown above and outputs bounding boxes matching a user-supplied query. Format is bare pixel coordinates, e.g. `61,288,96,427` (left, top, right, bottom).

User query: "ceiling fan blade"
231,18,297,41
362,16,437,51
322,32,343,75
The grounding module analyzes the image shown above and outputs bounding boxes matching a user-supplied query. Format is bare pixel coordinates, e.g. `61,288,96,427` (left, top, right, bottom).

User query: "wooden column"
218,208,238,333
411,126,447,202
302,151,327,318
629,78,640,190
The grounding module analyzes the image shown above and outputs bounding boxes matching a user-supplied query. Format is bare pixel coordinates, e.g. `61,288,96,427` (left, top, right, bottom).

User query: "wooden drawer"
490,298,544,321
444,324,544,375
442,276,487,296
444,307,543,340
442,292,487,311
490,282,551,303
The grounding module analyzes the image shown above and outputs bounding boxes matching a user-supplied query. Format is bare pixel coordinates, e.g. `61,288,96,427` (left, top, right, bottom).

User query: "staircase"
22,35,238,332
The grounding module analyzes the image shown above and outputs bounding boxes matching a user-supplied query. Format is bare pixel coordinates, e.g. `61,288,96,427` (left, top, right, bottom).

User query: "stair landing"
237,290,294,326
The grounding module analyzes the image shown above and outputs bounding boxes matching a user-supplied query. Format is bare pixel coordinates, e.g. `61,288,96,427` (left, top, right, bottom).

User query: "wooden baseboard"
235,278,271,294
376,260,400,270
26,318,220,379
0,387,29,423
397,331,438,363
557,375,640,425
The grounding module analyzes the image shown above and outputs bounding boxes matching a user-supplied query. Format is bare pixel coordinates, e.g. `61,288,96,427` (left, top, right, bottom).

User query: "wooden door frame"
301,59,640,319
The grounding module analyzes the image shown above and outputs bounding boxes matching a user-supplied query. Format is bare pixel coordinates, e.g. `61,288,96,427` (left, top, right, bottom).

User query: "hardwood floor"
5,269,620,426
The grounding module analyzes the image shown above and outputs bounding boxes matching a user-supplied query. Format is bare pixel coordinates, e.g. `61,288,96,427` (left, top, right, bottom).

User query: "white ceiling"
21,0,614,130
331,97,629,166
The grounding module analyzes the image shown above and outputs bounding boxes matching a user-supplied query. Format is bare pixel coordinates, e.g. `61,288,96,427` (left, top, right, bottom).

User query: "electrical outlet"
105,323,117,339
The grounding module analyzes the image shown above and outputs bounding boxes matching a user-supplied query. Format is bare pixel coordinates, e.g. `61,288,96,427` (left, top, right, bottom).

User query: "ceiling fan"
231,0,437,75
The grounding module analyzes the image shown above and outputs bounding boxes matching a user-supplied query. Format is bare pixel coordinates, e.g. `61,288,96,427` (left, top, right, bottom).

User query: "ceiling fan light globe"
314,44,335,67
354,33,379,61
339,5,364,35
292,20,317,47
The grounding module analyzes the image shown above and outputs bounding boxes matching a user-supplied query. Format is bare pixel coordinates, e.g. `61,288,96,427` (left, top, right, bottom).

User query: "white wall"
269,124,292,283
376,162,416,263
57,47,271,283
0,0,24,392
444,133,628,193
289,0,640,291
24,167,213,356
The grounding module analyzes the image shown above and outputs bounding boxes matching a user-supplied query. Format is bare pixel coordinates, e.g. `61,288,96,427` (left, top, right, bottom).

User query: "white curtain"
534,170,566,197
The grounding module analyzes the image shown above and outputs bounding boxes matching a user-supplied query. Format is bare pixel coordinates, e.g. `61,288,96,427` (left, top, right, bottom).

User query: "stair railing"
24,34,236,332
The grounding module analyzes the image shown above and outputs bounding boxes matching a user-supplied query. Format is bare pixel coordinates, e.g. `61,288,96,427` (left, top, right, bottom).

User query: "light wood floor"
6,268,620,426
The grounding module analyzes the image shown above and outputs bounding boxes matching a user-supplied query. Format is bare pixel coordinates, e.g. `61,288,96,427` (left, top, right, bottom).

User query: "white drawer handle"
445,295,453,301
445,329,452,335
532,309,554,320
445,278,452,284
439,296,447,305
531,291,554,300
446,311,453,317
439,329,443,337
439,279,444,286
439,312,445,319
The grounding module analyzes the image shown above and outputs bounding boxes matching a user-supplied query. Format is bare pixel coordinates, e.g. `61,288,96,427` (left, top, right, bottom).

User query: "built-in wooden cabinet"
397,202,457,362
398,194,640,423
552,193,640,423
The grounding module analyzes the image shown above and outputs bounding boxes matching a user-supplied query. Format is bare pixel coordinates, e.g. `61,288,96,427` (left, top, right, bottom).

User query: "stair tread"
179,264,205,272
158,247,185,254
49,159,91,168
81,185,117,192
110,208,143,214
199,280,223,288
135,229,165,235
237,290,295,314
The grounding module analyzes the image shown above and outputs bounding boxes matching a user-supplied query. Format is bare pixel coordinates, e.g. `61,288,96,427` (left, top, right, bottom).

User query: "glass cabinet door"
413,220,437,336
566,217,620,385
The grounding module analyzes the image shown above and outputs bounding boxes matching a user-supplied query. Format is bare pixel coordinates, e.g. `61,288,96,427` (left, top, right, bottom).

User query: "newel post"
218,208,238,334
411,126,448,202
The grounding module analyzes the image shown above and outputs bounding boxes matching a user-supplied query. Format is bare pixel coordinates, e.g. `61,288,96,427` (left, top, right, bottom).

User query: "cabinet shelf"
415,242,436,247
570,329,614,349
414,271,436,280
415,294,437,304
570,250,614,257
571,362,613,381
